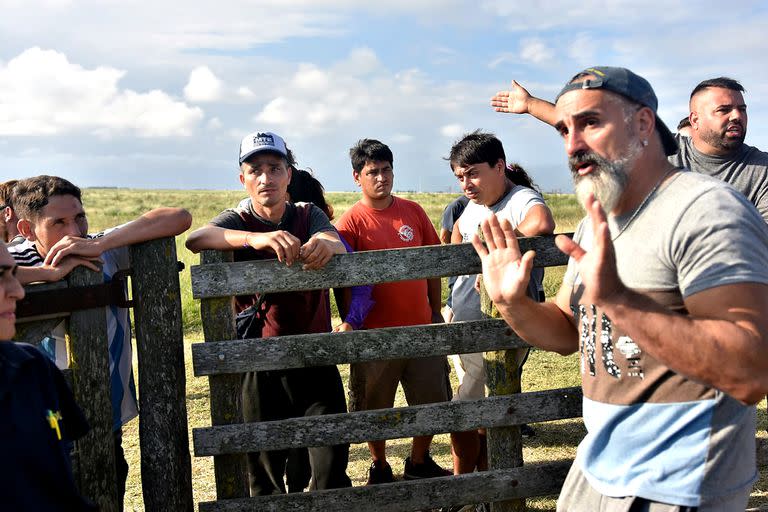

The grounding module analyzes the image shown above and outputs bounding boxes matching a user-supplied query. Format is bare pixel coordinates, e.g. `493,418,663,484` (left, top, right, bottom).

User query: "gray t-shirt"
669,134,768,222
452,185,546,321
562,169,768,506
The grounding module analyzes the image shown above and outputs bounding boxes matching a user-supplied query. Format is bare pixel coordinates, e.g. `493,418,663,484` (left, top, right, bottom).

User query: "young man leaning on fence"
479,66,768,511
335,138,453,485
9,175,192,509
445,132,554,486
185,130,353,496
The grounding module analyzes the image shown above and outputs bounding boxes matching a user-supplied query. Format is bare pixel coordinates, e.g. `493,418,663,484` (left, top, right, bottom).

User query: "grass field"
77,188,767,511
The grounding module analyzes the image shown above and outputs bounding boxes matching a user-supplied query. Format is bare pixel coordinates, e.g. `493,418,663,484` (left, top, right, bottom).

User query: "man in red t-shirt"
335,138,452,485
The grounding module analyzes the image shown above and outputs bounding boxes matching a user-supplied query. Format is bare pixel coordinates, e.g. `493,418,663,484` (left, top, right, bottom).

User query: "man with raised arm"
491,76,768,222
335,138,452,485
480,67,768,511
9,174,192,509
185,130,352,496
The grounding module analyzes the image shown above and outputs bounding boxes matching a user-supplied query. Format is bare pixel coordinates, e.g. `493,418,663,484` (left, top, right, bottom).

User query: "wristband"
243,233,251,248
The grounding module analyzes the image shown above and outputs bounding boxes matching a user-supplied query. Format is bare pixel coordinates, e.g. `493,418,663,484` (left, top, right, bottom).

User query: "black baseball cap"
555,66,678,156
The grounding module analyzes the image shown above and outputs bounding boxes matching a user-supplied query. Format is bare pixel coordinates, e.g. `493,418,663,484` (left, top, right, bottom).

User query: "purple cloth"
338,233,374,329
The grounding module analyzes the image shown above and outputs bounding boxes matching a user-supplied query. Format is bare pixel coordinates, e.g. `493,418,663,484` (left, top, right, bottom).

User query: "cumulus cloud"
440,124,464,138
519,38,554,64
0,47,203,137
184,66,224,103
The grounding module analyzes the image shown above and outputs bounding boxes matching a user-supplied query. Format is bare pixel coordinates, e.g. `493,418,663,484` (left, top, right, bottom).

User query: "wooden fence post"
68,267,119,512
484,347,526,512
200,250,249,499
130,238,194,511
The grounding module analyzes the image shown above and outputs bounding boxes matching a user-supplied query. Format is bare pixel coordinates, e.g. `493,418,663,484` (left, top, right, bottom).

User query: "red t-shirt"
335,196,440,329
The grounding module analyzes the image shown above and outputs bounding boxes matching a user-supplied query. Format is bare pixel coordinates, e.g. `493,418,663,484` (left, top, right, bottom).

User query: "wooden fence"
14,237,193,512
190,234,768,512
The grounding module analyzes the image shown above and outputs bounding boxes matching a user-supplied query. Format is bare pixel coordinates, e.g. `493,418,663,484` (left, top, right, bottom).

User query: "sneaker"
366,460,394,485
520,424,536,438
403,454,452,480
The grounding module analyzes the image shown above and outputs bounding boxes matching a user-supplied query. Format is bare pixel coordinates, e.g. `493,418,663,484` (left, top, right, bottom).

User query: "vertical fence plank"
68,267,119,512
200,250,249,499
484,348,526,512
130,238,194,511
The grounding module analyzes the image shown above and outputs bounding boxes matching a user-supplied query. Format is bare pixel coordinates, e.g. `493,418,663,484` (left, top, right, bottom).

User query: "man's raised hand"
490,80,532,115
471,214,536,306
554,194,625,305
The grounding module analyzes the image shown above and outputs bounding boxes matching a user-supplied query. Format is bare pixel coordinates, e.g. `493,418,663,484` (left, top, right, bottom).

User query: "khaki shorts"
451,348,529,401
348,356,452,412
557,462,749,512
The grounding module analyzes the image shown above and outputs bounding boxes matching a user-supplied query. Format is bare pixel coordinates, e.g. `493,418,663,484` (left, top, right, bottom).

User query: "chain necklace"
612,167,678,240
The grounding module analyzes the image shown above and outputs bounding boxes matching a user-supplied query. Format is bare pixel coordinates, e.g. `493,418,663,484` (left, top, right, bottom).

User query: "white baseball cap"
239,131,288,164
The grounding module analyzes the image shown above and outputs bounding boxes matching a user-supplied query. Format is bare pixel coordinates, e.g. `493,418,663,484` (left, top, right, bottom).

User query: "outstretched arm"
45,207,192,266
490,80,558,127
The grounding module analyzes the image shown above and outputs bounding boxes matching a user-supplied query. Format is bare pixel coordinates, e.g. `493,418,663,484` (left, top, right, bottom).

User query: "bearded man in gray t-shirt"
483,66,768,511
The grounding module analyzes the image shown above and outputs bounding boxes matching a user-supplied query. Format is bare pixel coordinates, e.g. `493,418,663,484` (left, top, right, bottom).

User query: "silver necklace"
612,167,677,240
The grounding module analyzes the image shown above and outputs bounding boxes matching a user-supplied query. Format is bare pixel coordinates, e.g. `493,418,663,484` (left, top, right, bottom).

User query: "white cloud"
207,117,223,130
237,86,256,100
184,66,224,103
519,38,554,64
0,47,203,137
440,124,464,138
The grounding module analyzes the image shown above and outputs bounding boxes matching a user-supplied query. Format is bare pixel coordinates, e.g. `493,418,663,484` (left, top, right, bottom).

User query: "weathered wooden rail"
191,235,768,511
14,237,193,512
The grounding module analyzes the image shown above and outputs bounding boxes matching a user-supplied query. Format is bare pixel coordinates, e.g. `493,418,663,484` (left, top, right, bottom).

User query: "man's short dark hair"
349,139,393,173
690,77,745,100
0,180,18,209
12,175,82,221
677,117,691,130
448,130,506,170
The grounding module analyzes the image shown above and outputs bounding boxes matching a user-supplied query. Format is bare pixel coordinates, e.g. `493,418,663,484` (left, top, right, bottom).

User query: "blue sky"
2,1,768,194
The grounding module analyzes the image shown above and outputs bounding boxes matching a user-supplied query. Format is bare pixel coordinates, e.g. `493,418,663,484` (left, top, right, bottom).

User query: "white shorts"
451,348,530,401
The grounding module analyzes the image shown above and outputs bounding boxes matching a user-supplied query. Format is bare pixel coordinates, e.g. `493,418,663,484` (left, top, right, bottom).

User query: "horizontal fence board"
191,235,570,299
194,387,582,456
193,319,524,375
198,460,571,512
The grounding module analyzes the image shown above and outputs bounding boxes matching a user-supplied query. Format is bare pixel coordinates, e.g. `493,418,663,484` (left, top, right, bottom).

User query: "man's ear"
2,206,11,222
239,172,245,187
637,106,656,139
17,219,35,241
689,111,699,131
352,170,361,187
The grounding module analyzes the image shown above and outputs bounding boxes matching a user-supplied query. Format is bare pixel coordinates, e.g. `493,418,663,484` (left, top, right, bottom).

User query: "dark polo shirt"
0,342,94,511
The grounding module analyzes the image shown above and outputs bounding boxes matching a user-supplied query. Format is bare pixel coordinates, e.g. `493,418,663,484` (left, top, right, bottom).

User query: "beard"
700,121,746,152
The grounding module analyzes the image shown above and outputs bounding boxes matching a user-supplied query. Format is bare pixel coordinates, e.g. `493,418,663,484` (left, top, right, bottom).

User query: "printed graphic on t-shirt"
398,224,414,242
571,296,715,405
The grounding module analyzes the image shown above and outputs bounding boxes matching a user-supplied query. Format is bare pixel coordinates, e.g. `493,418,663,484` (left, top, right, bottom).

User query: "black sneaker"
520,424,536,438
366,460,394,485
403,454,452,480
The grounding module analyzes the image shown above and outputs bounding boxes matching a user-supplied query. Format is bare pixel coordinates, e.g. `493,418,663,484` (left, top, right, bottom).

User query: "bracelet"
243,233,251,248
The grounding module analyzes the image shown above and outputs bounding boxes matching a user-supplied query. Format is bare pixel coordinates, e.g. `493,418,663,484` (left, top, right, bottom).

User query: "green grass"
73,188,767,511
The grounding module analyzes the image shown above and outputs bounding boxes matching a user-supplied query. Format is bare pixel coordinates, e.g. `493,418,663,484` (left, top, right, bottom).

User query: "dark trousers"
241,365,351,496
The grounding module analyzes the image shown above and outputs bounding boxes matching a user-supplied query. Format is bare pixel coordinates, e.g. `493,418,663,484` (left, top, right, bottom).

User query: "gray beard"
570,139,643,213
